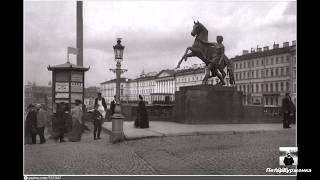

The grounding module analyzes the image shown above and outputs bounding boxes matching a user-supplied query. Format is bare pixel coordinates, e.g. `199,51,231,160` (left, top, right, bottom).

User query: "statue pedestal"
174,85,244,124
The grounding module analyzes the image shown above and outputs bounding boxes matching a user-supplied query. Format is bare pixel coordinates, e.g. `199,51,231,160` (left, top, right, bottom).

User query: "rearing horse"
176,21,235,85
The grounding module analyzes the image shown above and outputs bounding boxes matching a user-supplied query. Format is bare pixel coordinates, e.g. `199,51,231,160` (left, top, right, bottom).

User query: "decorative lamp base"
109,111,125,143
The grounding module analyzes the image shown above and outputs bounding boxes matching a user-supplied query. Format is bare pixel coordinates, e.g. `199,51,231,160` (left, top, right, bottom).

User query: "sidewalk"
102,121,295,140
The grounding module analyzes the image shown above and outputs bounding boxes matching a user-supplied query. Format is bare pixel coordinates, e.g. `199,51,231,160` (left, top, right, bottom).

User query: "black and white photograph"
23,0,298,177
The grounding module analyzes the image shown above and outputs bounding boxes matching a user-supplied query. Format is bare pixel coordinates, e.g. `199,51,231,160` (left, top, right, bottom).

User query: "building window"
294,83,296,93
281,56,284,63
286,81,290,91
275,68,279,77
266,84,268,92
286,67,290,75
256,84,259,93
275,83,278,92
286,56,290,62
271,58,274,65
270,84,273,92
280,82,284,92
240,63,242,69
276,57,279,64
271,69,274,77
244,62,246,69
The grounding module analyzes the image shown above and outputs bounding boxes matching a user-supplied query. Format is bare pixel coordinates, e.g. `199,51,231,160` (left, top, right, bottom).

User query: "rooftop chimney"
251,48,256,53
76,1,83,66
292,40,296,46
283,42,289,47
273,44,279,49
243,50,249,55
257,48,262,52
263,46,269,51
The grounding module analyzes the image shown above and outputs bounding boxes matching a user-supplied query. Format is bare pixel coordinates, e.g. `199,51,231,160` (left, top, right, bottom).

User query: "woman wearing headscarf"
70,99,83,142
134,95,149,128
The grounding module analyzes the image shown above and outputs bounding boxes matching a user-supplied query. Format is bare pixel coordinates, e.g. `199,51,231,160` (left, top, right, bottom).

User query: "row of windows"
235,55,291,70
235,67,291,80
237,81,291,93
138,81,155,87
177,75,203,83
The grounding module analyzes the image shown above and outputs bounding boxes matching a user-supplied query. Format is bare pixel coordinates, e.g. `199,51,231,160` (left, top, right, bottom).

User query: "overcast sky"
24,0,296,87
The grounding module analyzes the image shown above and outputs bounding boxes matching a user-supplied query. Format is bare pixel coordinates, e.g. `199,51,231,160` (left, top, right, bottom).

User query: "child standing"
93,105,103,140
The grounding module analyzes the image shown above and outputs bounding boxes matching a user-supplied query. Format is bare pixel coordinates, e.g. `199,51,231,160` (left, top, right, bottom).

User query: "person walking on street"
92,105,103,140
25,104,37,144
282,92,294,128
70,100,84,142
95,92,107,120
36,104,47,144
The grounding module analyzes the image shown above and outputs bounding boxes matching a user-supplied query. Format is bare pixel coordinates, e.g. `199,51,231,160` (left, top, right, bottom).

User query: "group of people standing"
25,104,47,144
25,92,150,144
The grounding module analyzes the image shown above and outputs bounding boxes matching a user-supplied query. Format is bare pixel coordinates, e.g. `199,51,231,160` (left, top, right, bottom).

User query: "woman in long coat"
134,95,149,128
70,100,83,142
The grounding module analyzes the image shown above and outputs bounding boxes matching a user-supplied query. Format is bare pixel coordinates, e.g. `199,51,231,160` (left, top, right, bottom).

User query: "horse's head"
191,21,201,37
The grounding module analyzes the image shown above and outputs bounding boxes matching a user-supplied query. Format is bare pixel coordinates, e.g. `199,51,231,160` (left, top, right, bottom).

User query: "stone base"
109,113,125,143
174,85,244,124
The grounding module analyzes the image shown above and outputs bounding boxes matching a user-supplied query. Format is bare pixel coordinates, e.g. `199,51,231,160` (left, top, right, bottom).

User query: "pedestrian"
134,95,149,128
95,92,107,119
282,92,294,128
70,99,83,142
110,95,116,117
25,104,37,144
92,105,103,140
53,103,69,143
36,104,47,144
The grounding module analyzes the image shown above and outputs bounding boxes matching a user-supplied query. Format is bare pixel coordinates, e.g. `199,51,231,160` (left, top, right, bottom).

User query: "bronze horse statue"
176,21,235,85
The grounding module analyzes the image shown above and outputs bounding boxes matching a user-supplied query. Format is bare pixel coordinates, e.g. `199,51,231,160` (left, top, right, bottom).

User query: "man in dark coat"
282,92,295,128
94,93,107,112
53,103,70,143
25,104,38,144
110,95,116,116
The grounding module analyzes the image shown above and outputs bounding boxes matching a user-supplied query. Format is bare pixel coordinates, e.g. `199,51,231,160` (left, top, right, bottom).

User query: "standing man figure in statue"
95,92,107,120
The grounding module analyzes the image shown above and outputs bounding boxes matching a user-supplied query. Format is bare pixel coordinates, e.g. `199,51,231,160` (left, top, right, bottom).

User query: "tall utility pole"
77,1,83,66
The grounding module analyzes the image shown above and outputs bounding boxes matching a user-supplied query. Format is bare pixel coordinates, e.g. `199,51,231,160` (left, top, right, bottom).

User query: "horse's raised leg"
177,51,194,68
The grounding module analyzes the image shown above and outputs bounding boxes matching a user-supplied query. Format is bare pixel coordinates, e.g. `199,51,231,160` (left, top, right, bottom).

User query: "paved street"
24,124,296,175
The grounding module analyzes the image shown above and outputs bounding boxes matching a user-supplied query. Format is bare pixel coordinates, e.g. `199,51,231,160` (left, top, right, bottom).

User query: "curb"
102,127,287,141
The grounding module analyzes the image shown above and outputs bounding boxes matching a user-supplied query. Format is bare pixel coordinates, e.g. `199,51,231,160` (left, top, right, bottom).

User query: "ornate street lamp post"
109,38,127,143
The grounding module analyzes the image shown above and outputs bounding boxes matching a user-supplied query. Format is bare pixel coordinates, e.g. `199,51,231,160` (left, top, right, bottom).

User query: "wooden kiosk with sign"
47,62,89,112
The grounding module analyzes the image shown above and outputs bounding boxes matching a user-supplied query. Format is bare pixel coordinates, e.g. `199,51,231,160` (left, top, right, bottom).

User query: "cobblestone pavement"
24,125,296,175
